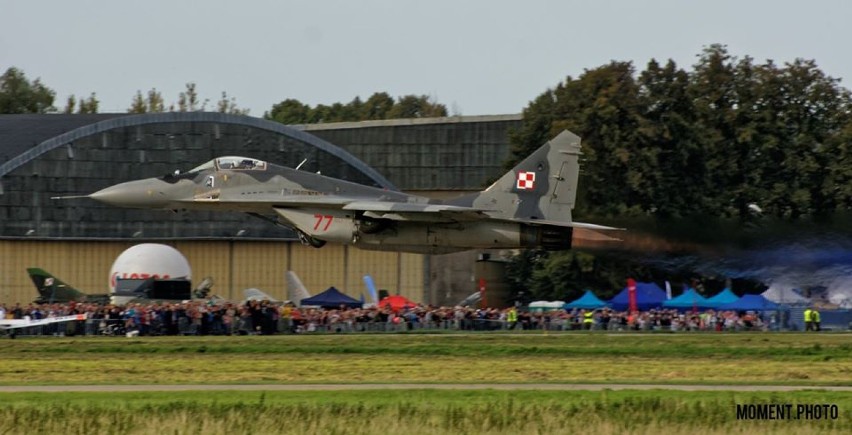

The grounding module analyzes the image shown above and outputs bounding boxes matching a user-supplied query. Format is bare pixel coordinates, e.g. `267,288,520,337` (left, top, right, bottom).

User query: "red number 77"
313,214,334,231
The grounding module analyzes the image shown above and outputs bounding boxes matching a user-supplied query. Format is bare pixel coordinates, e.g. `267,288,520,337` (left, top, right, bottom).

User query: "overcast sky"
1,0,849,116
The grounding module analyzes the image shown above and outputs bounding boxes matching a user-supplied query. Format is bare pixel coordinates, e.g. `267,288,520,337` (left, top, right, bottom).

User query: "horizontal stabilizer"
501,217,622,231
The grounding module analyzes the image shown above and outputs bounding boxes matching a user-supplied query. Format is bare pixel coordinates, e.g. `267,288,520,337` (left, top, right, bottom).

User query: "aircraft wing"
177,195,355,208
176,191,494,223
243,288,279,303
342,201,489,222
0,313,87,331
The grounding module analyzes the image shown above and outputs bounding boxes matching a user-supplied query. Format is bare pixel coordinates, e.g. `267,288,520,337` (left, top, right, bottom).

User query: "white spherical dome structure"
109,243,191,293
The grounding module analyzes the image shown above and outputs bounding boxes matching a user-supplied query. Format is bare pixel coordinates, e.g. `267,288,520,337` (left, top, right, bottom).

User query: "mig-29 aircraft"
65,130,616,254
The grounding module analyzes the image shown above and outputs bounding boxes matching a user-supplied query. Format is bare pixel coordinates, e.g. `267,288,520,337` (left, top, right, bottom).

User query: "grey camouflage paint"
87,131,587,253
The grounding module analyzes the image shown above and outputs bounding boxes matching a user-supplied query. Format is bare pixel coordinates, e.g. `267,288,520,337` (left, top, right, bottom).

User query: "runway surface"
0,383,849,393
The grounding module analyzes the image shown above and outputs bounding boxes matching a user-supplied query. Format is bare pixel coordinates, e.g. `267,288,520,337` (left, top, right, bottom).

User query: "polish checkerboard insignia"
516,171,535,190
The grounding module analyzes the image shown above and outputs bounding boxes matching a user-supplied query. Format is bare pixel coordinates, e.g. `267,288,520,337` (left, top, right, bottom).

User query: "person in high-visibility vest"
506,307,518,330
582,309,595,330
812,308,821,332
803,307,814,331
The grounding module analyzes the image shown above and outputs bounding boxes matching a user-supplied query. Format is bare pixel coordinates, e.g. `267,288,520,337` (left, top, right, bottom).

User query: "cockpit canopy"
190,156,267,173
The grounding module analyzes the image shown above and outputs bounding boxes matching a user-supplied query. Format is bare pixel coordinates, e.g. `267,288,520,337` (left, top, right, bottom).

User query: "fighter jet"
27,268,111,304
27,268,212,305
71,130,616,254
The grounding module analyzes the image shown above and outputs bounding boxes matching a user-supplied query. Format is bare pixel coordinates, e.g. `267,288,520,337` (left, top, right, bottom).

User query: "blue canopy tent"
718,294,783,311
565,290,610,309
300,287,362,308
609,282,666,311
705,288,739,308
662,288,712,311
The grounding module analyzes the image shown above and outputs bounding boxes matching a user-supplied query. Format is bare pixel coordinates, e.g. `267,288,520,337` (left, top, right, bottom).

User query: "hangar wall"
0,113,523,306
299,114,522,194
0,240,423,304
0,113,387,239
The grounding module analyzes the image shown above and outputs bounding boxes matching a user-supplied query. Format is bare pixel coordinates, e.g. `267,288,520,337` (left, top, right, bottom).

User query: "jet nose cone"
90,180,169,208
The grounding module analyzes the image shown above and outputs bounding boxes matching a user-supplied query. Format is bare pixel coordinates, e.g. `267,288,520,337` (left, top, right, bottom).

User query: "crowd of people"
0,299,786,337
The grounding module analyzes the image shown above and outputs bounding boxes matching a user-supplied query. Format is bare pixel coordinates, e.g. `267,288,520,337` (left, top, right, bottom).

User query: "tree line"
505,44,852,301
510,44,852,221
0,68,251,115
0,67,448,121
263,93,447,124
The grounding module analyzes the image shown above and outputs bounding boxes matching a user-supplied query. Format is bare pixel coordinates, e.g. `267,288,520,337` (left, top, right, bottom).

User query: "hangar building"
0,112,522,304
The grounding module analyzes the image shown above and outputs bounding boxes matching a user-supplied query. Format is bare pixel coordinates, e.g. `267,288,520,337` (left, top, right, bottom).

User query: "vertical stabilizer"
363,275,379,303
449,130,582,224
27,268,88,303
286,271,311,305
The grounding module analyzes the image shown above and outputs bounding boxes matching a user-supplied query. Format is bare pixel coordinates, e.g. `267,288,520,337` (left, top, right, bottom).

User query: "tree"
505,45,852,296
128,91,146,113
508,61,646,218
176,82,207,112
264,92,449,125
64,93,99,114
388,94,448,118
265,98,311,124
754,58,851,217
0,67,56,113
637,58,709,218
63,95,77,114
824,118,852,209
77,93,98,114
361,92,395,120
128,88,167,113
147,88,165,113
685,45,852,219
345,96,364,121
216,91,249,115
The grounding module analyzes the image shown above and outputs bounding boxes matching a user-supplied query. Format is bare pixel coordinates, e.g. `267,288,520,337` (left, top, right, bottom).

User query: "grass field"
0,332,849,385
1,332,848,434
0,390,848,434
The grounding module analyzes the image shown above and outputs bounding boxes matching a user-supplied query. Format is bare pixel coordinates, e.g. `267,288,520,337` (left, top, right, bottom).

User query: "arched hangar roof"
0,112,396,190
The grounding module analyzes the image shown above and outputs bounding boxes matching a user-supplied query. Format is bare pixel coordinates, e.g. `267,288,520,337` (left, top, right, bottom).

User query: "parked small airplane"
0,313,87,338
67,130,617,254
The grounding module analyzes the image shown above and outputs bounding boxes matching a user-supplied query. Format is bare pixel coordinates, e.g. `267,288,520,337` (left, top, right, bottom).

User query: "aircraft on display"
27,268,111,304
70,130,616,254
0,313,87,338
243,288,279,303
27,268,214,305
286,271,311,305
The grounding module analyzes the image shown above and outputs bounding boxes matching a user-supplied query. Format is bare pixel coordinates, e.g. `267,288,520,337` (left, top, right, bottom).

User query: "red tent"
377,295,417,310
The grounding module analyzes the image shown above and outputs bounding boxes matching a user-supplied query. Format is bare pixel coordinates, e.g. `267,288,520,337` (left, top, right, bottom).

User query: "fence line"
10,315,840,337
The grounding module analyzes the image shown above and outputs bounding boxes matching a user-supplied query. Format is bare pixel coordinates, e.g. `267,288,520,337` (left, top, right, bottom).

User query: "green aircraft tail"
27,267,91,303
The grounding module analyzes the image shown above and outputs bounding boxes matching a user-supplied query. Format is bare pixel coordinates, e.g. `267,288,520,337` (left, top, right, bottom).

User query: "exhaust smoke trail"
579,215,852,307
